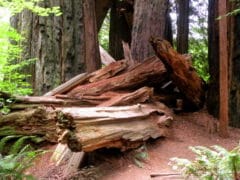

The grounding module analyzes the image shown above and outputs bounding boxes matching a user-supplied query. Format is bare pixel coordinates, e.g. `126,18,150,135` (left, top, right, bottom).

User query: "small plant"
169,144,240,180
0,144,43,180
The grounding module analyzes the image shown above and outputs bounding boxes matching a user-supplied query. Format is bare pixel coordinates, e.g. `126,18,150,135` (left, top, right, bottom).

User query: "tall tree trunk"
83,0,101,72
229,3,240,127
11,0,101,95
207,0,220,117
131,0,169,62
109,0,132,60
176,0,189,54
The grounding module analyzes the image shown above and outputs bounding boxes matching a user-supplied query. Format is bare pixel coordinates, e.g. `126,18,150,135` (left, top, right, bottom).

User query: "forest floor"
27,109,240,180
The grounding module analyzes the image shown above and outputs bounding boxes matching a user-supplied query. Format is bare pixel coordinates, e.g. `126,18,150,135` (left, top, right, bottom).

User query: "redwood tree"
12,0,100,95
131,0,170,62
176,0,189,54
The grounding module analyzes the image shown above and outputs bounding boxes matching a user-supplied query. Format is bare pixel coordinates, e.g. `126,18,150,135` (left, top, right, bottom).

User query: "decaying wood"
89,60,128,83
57,103,173,152
122,41,134,67
44,73,89,96
98,87,154,106
44,60,128,97
0,107,57,142
67,56,167,97
150,38,205,109
99,46,116,65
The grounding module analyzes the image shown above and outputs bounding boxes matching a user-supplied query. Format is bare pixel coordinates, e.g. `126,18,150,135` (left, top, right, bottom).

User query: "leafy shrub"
170,144,240,179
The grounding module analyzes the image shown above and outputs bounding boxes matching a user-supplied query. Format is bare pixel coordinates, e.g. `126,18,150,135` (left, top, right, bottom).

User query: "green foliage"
0,0,61,16
0,23,34,95
189,38,209,82
0,144,43,180
170,144,240,179
98,12,110,51
0,135,44,155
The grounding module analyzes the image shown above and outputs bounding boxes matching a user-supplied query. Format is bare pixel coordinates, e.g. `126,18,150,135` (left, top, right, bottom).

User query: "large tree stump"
150,38,205,109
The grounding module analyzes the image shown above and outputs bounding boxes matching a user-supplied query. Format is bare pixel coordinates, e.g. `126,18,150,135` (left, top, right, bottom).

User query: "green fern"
0,135,21,153
170,144,240,179
10,136,33,155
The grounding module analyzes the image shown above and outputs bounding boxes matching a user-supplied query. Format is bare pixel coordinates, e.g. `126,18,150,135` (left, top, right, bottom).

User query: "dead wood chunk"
0,107,58,142
89,60,128,83
56,103,173,152
98,87,154,106
150,38,205,110
67,56,167,97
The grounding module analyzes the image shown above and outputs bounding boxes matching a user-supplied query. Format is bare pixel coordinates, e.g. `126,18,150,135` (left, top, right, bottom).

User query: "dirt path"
29,110,240,180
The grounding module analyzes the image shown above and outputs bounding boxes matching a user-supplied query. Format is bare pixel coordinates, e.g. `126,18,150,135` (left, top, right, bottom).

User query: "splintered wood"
57,103,173,152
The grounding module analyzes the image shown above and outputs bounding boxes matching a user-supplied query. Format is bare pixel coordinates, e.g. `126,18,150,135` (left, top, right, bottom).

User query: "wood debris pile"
0,38,205,152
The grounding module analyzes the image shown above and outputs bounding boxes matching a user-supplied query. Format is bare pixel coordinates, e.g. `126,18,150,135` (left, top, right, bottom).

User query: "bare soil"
27,109,240,180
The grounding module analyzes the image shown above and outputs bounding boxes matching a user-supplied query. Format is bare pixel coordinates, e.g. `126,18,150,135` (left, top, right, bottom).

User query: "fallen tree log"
67,56,167,97
150,38,205,109
57,103,173,152
0,107,58,142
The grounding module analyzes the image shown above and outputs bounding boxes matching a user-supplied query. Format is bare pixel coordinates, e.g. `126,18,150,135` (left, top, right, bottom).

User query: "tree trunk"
229,3,240,127
176,0,189,54
109,0,132,60
11,0,101,94
207,0,220,118
131,0,169,62
83,0,101,73
57,103,173,152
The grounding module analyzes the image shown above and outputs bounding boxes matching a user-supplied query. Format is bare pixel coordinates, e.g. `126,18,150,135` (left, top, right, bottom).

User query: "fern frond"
0,135,21,153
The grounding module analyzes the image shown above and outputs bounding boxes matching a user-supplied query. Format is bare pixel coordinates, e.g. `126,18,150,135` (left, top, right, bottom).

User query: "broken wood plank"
99,45,116,65
150,38,205,109
98,87,154,106
44,73,90,96
57,103,173,152
89,60,128,83
67,56,167,97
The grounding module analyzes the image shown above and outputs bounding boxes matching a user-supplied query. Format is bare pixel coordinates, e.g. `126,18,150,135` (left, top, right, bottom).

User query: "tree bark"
150,38,205,110
229,3,240,127
131,0,169,62
109,0,132,60
207,0,220,118
176,0,189,54
83,0,101,72
11,0,101,94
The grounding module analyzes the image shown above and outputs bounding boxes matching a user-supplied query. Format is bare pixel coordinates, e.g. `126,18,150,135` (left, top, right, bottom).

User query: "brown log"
98,87,154,106
15,96,90,106
67,56,167,97
150,38,205,109
89,60,128,83
0,107,57,142
57,103,173,152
